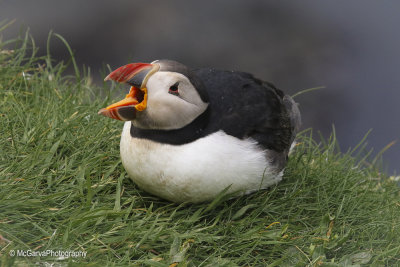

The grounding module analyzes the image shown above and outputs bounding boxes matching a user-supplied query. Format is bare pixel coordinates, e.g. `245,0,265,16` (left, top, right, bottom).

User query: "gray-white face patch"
132,71,209,130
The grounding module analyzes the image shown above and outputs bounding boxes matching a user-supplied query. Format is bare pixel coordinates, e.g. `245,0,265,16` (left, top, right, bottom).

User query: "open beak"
98,63,159,121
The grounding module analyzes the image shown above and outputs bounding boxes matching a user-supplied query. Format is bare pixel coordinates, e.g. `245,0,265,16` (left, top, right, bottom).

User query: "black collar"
130,107,211,145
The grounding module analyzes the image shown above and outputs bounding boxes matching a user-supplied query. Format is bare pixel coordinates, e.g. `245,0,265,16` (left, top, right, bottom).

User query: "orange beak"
98,63,159,121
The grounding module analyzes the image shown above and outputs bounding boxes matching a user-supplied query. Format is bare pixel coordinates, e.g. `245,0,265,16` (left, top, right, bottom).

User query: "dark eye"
169,82,180,96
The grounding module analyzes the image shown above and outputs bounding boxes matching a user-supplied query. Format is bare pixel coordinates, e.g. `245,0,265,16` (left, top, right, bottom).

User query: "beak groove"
104,63,159,88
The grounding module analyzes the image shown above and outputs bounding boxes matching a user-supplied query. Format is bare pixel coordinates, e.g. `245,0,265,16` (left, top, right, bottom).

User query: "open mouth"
134,87,145,104
99,62,159,121
106,86,145,109
131,86,147,112
98,86,148,120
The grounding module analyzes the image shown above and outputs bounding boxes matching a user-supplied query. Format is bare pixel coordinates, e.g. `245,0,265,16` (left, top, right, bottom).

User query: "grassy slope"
0,34,399,267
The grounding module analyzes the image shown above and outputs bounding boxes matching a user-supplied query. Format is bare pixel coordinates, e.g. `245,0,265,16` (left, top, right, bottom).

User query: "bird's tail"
283,95,301,149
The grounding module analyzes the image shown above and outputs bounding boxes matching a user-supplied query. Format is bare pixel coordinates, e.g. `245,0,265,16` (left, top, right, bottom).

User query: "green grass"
1,32,399,267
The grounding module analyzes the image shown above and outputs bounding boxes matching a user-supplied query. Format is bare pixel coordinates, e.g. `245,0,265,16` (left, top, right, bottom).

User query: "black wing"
195,68,299,152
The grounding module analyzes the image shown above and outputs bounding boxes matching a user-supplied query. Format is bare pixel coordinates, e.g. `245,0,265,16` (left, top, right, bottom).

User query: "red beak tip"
98,108,107,115
104,73,115,82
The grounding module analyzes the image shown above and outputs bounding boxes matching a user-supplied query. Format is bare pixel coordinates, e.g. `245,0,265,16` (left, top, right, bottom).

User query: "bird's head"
99,60,209,130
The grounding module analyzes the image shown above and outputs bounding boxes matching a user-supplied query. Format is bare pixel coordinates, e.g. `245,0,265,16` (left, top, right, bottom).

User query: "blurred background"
1,0,398,174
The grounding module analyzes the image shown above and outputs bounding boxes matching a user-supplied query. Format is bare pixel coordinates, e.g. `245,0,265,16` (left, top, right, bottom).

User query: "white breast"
120,122,283,203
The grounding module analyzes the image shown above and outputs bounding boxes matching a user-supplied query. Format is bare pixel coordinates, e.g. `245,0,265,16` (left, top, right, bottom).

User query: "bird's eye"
168,82,179,96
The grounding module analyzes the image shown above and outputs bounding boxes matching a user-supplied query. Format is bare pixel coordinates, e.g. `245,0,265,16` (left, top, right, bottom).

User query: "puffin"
98,60,301,203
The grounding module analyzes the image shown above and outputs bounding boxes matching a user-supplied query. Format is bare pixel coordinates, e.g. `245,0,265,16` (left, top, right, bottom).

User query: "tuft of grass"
1,32,399,266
